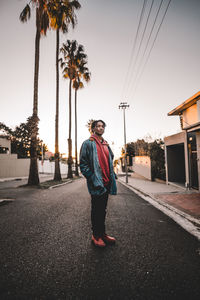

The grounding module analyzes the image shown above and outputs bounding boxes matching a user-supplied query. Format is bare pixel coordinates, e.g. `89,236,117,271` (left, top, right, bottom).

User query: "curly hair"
91,120,106,132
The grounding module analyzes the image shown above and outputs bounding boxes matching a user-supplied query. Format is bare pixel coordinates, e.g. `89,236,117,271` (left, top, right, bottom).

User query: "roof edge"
168,91,200,116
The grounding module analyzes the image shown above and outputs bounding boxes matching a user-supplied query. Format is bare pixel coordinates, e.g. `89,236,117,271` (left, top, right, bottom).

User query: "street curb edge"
118,179,200,242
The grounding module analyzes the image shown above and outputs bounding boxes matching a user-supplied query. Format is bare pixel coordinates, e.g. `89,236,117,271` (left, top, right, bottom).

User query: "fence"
0,155,69,179
0,154,29,178
131,156,151,180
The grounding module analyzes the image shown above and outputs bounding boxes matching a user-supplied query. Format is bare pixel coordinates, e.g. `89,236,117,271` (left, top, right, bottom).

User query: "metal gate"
188,133,198,189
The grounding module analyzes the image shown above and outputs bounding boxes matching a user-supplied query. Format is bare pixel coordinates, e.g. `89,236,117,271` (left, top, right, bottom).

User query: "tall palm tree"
60,40,78,178
48,0,81,181
20,0,50,185
73,60,91,176
60,41,90,178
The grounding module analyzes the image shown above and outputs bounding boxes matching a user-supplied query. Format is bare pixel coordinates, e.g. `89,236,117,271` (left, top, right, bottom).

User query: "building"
164,91,200,190
0,135,11,153
0,136,30,178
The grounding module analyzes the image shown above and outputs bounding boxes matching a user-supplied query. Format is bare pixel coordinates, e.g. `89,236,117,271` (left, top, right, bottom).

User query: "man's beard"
95,132,102,136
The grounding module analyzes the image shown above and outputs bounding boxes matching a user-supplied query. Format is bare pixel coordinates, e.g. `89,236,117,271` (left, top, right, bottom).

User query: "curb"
49,179,73,189
118,179,200,241
0,198,15,203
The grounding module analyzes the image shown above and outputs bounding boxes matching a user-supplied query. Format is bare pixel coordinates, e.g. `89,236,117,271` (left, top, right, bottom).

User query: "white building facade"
165,91,200,190
0,136,30,178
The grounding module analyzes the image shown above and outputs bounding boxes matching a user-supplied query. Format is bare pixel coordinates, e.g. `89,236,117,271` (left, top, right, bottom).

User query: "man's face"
94,121,105,136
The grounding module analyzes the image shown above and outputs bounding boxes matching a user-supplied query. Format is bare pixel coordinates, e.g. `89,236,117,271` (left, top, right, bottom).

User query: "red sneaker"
92,235,106,248
102,234,116,244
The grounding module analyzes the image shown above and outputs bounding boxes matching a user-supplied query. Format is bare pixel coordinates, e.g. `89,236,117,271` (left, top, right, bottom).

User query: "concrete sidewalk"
118,172,200,240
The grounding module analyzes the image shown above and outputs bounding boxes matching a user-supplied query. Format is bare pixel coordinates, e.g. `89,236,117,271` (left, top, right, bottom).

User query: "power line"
120,0,147,100
125,0,155,98
129,0,172,100
127,0,164,99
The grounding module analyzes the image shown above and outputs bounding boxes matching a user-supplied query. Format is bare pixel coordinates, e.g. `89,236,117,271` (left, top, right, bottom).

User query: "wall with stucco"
132,156,151,180
182,104,198,129
0,154,30,178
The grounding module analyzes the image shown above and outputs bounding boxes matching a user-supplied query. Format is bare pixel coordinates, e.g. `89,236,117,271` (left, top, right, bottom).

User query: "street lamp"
119,102,129,183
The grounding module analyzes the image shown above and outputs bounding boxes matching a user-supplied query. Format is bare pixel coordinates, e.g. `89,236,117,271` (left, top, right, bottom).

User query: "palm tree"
60,41,90,177
60,40,78,178
48,0,81,181
73,59,91,176
20,0,50,185
86,119,95,134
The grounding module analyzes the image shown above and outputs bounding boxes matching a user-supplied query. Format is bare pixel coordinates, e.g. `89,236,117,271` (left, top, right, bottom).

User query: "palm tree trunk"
54,28,62,181
67,79,73,178
75,89,79,176
28,15,40,186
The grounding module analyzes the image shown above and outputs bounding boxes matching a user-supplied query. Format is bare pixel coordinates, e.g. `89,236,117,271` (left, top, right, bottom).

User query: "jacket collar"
90,134,109,145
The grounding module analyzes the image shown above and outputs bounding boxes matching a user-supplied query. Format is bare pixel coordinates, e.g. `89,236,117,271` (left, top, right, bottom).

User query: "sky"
0,0,200,157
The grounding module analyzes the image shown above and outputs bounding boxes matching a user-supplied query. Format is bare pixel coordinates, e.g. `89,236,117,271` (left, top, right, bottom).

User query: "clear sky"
0,0,200,157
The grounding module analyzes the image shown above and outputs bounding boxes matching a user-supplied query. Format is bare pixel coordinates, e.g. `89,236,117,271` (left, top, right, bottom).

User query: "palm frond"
47,0,80,33
61,61,67,69
64,73,70,79
69,0,81,10
60,38,91,85
63,66,69,72
41,10,50,35
19,4,31,22
83,72,91,82
78,81,84,89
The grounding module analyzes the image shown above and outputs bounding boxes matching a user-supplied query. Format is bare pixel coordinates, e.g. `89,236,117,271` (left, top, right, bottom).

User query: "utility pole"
119,102,129,183
41,140,44,174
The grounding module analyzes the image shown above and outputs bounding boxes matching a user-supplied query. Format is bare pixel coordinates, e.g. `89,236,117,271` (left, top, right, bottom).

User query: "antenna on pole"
118,102,129,183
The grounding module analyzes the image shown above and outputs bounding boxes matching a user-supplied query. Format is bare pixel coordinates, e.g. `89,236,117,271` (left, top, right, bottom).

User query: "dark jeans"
91,190,109,238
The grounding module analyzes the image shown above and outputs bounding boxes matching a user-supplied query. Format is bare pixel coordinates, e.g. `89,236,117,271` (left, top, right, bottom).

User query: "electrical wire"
120,0,147,100
125,0,155,98
129,0,172,101
126,0,164,99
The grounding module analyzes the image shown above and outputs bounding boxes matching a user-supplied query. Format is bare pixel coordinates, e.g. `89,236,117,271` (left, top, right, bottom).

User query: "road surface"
0,178,200,299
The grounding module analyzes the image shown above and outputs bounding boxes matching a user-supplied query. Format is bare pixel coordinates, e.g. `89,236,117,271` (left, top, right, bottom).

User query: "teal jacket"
80,138,117,196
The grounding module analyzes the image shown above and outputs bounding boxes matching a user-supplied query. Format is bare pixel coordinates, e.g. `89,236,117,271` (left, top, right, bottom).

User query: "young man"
80,120,117,248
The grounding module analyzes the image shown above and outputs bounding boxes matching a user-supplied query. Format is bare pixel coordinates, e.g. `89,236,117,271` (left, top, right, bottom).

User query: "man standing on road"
80,120,117,248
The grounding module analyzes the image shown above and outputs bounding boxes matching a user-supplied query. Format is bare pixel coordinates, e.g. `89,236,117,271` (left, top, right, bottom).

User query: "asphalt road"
0,178,200,300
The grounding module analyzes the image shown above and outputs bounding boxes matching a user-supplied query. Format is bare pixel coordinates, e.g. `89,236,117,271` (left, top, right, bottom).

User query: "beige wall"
132,156,151,180
197,100,200,121
165,131,186,146
182,104,198,129
0,154,30,178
